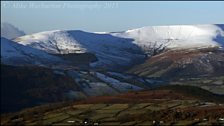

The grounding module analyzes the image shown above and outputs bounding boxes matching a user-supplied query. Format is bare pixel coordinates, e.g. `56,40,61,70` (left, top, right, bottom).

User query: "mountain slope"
14,24,224,69
112,24,223,55
1,37,65,67
1,64,80,113
1,64,157,113
1,22,25,40
128,48,224,79
15,30,145,69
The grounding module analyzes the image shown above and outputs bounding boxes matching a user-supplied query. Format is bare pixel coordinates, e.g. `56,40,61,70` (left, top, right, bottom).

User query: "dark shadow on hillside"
26,30,146,71
66,30,146,70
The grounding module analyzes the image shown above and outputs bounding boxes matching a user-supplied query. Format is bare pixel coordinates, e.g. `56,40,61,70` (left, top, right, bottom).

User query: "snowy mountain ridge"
1,37,65,67
112,24,223,51
13,24,224,68
15,30,145,68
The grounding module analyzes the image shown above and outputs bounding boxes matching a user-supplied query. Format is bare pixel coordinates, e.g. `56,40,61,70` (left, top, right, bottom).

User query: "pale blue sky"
1,1,224,34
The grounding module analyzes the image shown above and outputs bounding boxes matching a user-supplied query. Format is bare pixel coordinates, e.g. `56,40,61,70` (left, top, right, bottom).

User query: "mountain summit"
1,22,26,40
14,24,223,69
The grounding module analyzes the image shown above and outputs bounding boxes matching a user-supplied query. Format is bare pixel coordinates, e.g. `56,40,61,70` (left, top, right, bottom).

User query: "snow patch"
96,72,142,92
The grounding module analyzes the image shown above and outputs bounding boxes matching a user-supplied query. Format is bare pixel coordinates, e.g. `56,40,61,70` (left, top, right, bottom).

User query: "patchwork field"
1,101,224,125
1,85,224,125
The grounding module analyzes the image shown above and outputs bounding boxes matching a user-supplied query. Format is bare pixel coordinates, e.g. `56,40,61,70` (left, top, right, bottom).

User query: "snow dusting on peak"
15,30,87,54
1,37,64,67
15,30,145,68
14,24,224,68
112,24,223,50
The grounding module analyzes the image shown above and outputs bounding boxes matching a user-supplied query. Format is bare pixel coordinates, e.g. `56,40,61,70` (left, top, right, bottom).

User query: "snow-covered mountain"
1,37,65,67
14,24,224,68
1,24,224,114
1,22,26,40
14,30,145,68
112,24,224,53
